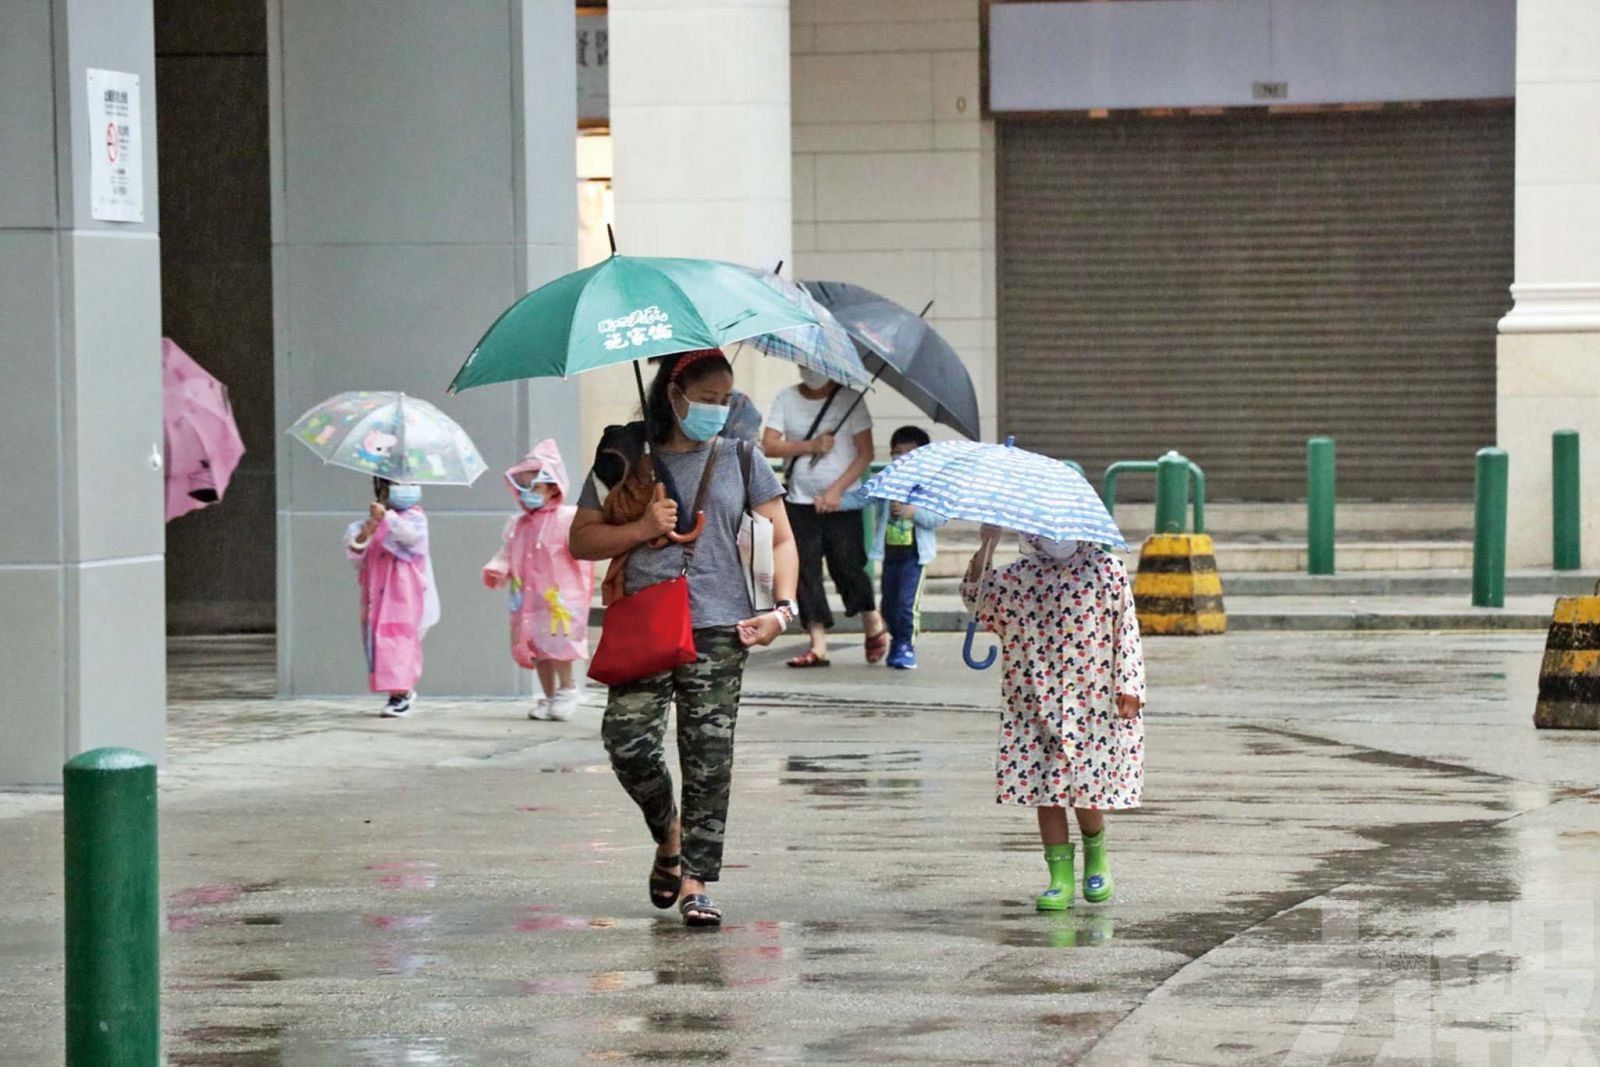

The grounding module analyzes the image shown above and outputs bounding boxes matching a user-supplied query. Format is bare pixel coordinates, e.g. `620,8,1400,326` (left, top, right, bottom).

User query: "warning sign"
87,68,143,222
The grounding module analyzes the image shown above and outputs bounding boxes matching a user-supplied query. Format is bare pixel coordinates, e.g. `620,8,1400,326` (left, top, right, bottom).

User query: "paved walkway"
2,633,1598,1064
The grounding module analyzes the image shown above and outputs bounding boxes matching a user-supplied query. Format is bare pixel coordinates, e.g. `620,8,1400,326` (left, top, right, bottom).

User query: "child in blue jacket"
848,426,947,669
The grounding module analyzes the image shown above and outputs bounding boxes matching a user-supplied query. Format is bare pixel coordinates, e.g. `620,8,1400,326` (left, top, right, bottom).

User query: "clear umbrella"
286,391,487,485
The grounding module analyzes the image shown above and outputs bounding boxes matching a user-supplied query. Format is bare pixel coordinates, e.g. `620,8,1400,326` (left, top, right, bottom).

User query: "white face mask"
1024,534,1082,561
798,368,832,390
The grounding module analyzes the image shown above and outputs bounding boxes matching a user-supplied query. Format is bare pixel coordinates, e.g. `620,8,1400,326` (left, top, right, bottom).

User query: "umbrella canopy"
863,438,1127,549
162,338,246,522
803,280,981,440
730,269,873,390
447,254,822,395
287,391,487,485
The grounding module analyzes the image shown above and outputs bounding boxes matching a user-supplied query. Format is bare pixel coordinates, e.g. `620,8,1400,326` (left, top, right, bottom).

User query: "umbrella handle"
962,620,998,670
662,511,707,545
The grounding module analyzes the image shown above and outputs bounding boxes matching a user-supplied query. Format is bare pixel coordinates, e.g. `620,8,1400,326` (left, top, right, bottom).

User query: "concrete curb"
587,606,1553,634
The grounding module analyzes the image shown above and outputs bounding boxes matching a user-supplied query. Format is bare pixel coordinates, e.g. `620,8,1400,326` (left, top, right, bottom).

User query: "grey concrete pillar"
271,1,580,697
0,0,166,785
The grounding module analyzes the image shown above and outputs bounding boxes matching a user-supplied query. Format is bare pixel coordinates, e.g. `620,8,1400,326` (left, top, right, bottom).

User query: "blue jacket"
843,486,946,567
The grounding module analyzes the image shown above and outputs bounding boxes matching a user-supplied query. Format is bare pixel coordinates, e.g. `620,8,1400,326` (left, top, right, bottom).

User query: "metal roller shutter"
996,108,1513,500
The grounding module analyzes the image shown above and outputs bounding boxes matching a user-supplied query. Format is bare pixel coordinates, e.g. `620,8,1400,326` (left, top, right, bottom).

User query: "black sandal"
679,893,722,927
649,853,682,910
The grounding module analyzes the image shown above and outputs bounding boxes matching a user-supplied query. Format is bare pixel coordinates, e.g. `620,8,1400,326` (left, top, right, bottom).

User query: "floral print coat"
961,545,1146,809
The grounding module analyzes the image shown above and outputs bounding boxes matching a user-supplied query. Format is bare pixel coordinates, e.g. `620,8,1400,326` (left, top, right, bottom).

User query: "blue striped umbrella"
726,267,874,390
863,438,1127,550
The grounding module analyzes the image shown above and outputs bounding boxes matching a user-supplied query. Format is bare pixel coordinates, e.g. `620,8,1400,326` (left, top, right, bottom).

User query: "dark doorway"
156,0,275,632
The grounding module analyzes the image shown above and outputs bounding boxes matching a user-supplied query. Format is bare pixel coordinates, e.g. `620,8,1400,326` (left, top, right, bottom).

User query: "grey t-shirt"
578,439,785,629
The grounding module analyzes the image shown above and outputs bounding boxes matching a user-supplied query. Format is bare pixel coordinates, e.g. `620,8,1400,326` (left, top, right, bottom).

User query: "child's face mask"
518,488,547,510
1023,534,1081,561
387,484,423,510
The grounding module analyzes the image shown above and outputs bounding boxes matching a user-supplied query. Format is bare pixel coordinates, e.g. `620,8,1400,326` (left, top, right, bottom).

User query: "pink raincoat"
483,439,594,666
345,507,440,693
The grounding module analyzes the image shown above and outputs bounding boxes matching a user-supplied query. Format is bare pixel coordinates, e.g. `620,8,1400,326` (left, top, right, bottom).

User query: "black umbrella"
800,281,981,441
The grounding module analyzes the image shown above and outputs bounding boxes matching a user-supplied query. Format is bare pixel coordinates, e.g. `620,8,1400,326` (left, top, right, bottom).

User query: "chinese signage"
577,10,608,126
86,68,143,222
600,307,673,351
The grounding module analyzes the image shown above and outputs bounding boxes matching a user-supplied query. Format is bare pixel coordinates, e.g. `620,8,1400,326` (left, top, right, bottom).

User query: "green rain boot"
1081,830,1113,903
1036,843,1075,911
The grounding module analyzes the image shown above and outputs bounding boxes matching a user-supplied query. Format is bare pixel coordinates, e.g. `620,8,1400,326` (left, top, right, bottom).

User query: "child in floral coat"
961,525,1146,910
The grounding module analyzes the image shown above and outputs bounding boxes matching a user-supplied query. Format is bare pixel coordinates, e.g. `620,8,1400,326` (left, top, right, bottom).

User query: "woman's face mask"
387,484,423,510
672,387,730,442
1024,534,1081,561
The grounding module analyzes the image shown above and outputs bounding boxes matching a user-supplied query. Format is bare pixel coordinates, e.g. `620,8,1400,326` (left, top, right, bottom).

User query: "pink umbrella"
163,338,246,522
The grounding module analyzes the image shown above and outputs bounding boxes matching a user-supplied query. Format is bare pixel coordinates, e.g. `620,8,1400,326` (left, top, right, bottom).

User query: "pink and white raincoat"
483,439,594,666
344,506,440,693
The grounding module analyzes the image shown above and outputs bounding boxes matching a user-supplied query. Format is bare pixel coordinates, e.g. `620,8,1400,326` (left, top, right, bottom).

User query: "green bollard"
1307,437,1336,575
1472,448,1509,608
64,748,160,1066
1154,451,1190,534
1186,461,1207,535
1553,430,1581,571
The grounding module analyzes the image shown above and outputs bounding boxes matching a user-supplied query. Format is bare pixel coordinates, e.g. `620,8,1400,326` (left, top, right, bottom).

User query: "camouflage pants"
601,626,748,883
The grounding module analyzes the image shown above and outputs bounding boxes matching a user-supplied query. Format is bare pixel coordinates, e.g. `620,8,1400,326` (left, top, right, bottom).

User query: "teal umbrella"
447,253,820,397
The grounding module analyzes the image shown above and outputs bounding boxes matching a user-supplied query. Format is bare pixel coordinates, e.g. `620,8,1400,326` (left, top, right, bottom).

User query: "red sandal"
865,628,891,664
786,650,832,668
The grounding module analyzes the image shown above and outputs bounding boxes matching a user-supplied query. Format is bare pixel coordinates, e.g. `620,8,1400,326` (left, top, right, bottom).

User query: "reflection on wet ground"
3,633,1599,1064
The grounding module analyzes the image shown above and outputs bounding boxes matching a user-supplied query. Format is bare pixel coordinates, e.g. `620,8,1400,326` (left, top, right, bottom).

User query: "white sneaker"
528,696,553,721
548,687,580,722
381,692,414,718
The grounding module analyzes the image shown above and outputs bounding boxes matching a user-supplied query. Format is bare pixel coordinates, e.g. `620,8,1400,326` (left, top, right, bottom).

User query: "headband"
669,348,724,383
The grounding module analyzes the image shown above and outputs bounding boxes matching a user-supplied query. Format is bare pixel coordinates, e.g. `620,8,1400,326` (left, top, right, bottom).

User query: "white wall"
790,0,996,451
1497,0,1600,568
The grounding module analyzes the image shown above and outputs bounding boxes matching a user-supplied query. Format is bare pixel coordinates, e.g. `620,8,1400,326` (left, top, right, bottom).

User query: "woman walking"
570,349,799,927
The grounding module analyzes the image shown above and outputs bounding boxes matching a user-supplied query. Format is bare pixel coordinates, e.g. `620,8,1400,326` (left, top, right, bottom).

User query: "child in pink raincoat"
345,478,440,718
483,439,595,721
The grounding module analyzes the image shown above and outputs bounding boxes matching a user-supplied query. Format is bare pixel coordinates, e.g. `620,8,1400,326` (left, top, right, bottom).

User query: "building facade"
2,0,1596,783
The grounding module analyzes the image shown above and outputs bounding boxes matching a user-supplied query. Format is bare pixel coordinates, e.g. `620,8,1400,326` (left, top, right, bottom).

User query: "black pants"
787,502,876,629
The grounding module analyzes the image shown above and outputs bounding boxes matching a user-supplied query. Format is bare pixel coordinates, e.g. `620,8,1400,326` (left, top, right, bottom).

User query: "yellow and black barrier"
1133,533,1226,636
1534,584,1600,729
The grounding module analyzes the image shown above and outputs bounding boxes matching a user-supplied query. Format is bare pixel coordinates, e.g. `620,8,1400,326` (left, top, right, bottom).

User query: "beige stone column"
1498,0,1600,567
600,0,794,433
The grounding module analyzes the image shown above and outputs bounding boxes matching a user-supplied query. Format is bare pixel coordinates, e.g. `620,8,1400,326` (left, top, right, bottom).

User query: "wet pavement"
1,632,1598,1064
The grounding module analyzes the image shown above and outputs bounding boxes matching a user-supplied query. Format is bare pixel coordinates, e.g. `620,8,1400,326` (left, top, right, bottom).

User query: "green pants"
601,627,747,882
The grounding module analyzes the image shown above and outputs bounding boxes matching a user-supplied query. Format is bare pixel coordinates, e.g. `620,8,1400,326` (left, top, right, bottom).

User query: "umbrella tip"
607,224,617,255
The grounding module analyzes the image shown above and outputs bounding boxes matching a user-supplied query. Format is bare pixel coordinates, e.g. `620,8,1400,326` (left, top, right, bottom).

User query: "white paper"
87,68,144,222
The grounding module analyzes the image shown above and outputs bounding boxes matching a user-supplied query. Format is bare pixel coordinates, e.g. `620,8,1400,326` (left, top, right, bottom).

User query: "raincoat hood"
505,438,570,511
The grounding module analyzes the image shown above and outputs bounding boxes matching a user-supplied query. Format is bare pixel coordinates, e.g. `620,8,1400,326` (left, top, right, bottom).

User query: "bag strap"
782,385,839,486
679,439,724,575
737,439,754,514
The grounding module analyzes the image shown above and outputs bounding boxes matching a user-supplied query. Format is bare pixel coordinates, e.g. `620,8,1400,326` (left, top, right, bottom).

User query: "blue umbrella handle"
963,620,998,670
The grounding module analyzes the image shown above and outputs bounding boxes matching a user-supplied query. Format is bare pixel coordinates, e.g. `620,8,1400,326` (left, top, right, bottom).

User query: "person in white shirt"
762,368,889,667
